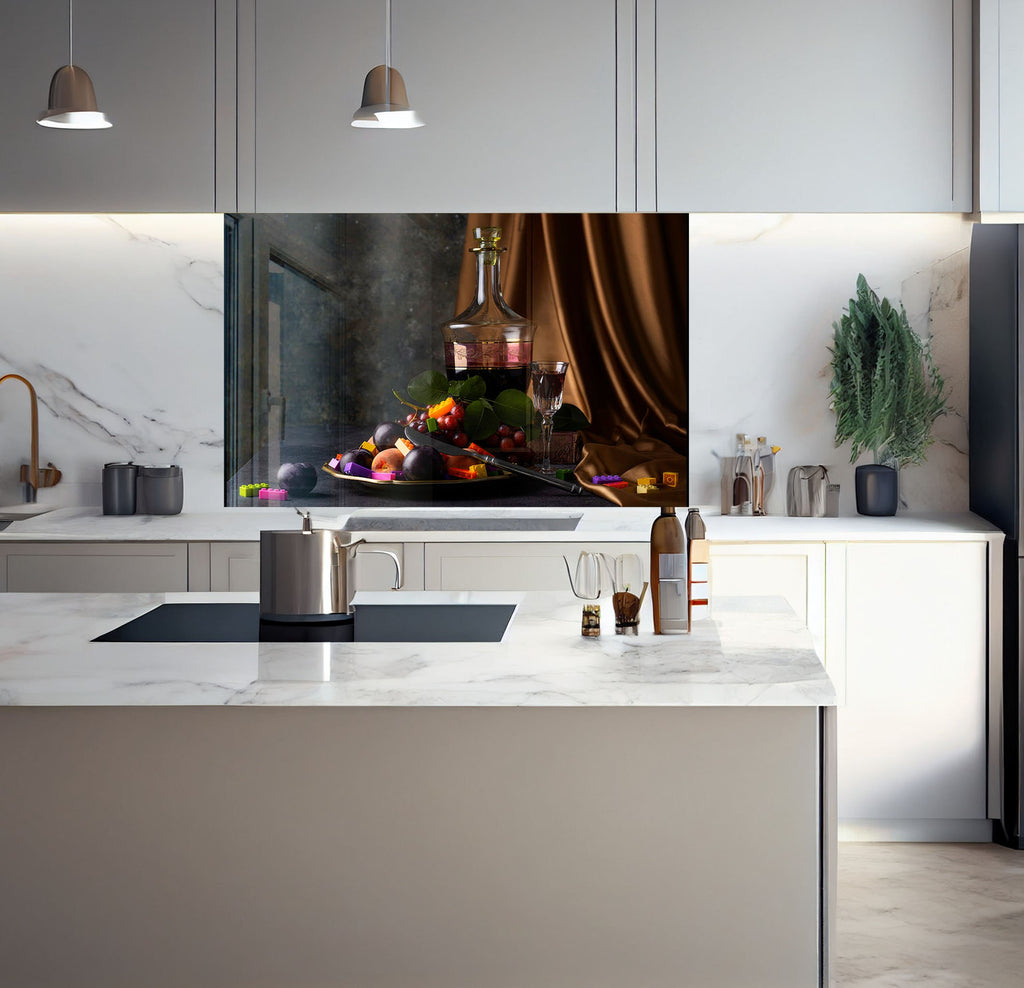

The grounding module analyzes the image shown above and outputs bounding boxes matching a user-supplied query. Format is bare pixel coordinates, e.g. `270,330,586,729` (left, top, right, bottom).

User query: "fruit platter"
322,369,588,491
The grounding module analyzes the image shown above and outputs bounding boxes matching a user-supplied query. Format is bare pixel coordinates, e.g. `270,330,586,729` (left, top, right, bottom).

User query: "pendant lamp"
351,0,423,129
37,0,112,129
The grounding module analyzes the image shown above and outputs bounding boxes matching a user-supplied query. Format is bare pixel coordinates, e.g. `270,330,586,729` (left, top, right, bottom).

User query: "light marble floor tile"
836,843,1024,987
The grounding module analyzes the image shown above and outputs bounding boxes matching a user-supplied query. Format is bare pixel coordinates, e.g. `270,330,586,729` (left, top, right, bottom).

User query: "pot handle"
356,548,403,591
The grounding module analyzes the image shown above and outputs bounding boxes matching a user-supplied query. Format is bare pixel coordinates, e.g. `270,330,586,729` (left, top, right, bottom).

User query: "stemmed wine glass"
530,360,569,475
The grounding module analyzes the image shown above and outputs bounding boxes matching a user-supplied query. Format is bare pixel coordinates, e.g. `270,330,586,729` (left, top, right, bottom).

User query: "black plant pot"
855,464,898,516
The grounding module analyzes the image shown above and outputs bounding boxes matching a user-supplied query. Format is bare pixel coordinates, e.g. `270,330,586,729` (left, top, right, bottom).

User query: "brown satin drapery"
457,214,688,505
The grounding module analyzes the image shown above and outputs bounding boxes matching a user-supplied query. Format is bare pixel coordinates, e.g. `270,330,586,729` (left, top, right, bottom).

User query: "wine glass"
530,360,569,474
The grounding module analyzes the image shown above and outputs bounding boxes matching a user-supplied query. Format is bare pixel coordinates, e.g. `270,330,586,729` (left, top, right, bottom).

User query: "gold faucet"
0,373,61,503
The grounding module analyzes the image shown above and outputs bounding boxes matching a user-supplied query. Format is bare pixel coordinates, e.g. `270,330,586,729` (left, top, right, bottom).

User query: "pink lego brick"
258,487,287,500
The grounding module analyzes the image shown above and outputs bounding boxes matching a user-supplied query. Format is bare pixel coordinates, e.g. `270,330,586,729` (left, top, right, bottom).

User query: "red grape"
497,423,513,438
450,403,465,422
512,429,526,446
452,432,469,448
417,410,429,422
484,433,500,446
439,413,457,431
405,412,417,424
499,437,516,450
416,423,428,433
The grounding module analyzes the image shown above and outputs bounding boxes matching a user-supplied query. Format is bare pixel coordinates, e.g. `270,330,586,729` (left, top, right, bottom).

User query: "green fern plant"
829,274,946,466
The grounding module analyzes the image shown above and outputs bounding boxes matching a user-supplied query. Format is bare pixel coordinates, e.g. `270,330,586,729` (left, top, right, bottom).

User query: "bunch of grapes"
482,423,528,451
403,404,470,448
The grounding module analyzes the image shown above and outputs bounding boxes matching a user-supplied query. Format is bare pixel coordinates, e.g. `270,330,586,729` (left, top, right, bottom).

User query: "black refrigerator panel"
969,223,1021,540
996,547,1024,848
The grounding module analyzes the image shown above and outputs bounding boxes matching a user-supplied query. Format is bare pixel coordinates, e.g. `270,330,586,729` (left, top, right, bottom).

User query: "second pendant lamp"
351,0,423,129
37,0,112,130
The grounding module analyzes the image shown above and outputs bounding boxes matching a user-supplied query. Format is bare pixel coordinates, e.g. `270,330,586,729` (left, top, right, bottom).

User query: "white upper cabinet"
0,0,216,212
244,0,618,213
654,0,972,212
977,0,1024,212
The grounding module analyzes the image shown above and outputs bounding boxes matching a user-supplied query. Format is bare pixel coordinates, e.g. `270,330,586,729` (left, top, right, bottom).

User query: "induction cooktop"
93,602,516,644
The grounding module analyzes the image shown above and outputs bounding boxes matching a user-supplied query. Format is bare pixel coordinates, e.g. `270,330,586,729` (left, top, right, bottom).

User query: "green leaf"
462,399,500,442
447,375,487,401
491,389,536,428
552,402,590,432
407,370,449,407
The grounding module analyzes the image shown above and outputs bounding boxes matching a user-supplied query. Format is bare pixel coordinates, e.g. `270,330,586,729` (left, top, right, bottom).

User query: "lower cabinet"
423,541,649,591
835,541,990,841
0,543,188,593
204,541,424,592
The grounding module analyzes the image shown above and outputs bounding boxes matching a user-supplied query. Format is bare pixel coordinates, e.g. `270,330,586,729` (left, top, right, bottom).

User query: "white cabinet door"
0,0,216,211
838,541,989,840
209,542,261,592
1,543,188,593
248,0,617,212
979,0,1024,210
656,0,971,211
425,541,648,591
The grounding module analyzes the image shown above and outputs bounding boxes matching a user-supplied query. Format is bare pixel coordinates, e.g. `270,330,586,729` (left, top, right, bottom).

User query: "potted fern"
829,274,946,515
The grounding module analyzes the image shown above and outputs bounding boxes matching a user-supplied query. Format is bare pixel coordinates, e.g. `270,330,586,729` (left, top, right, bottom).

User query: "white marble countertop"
0,505,1004,544
0,590,835,708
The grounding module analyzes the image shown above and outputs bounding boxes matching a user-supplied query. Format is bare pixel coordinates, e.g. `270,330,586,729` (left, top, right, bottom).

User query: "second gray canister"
136,465,183,515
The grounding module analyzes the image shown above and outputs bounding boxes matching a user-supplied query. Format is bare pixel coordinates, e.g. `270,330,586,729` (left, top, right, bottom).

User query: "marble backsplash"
0,215,224,510
0,212,974,515
688,213,974,515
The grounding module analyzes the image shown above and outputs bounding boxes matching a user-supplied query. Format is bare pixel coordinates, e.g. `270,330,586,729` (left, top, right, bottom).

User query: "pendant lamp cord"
384,0,391,107
69,0,74,66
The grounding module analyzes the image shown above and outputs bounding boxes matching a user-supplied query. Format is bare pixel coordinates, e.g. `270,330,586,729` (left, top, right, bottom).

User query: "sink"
0,504,57,522
342,509,583,532
93,601,516,644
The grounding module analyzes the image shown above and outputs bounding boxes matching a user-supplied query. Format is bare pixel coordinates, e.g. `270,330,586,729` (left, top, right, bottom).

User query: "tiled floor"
836,843,1024,986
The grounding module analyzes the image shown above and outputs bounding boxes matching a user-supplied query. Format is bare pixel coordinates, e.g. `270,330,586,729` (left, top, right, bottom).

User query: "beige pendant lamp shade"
37,1,112,130
351,0,424,129
351,65,423,128
38,64,111,129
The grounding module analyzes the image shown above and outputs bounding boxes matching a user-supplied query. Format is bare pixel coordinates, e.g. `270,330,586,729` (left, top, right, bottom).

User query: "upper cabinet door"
978,0,1024,212
655,0,972,212
0,0,216,212
247,0,617,212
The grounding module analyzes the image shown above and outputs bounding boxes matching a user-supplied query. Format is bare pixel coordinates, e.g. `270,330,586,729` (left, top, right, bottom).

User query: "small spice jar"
582,604,601,637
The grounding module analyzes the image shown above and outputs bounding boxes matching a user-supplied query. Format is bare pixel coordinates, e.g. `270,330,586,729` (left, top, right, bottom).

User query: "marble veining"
0,590,835,708
0,214,224,510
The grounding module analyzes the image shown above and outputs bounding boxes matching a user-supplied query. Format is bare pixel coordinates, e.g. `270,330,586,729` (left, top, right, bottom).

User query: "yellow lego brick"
637,476,657,487
662,471,678,488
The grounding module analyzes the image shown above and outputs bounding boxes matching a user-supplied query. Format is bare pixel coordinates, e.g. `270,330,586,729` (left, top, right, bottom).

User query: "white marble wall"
0,212,974,516
688,214,974,515
0,215,223,510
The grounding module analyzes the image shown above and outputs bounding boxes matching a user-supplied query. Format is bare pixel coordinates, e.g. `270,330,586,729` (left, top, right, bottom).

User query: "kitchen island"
0,590,835,988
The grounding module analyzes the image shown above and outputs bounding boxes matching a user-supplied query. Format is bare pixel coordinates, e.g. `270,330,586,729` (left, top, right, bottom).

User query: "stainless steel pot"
259,510,402,619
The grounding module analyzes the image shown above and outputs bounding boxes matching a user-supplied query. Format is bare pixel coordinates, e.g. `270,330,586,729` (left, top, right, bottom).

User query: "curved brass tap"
0,373,61,503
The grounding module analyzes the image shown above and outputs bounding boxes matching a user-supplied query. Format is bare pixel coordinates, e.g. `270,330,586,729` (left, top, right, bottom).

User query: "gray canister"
102,462,137,515
136,465,184,515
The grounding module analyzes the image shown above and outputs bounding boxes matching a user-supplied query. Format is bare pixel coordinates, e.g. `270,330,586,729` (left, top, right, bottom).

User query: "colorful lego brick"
360,440,377,455
637,483,659,494
342,462,372,479
328,456,341,470
636,476,657,487
239,483,270,497
448,464,487,480
662,471,678,488
371,470,401,481
258,487,287,500
395,438,416,456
